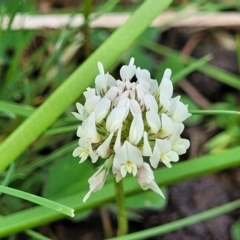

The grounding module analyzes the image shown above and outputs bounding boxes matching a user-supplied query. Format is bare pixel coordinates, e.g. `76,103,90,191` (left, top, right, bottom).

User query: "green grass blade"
172,55,211,84
190,110,240,115
143,41,240,89
0,185,74,218
44,125,79,136
11,141,76,181
108,199,240,240
0,101,35,117
0,0,172,174
0,145,240,237
25,229,52,240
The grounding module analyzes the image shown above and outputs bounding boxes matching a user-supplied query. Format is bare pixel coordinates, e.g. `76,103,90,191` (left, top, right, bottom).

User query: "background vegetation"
0,0,240,239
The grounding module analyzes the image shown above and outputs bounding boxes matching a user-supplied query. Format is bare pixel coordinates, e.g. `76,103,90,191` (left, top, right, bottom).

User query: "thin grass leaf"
0,100,35,117
190,110,240,115
0,185,74,217
0,163,15,187
11,141,76,181
172,54,211,84
44,125,79,136
25,229,52,240
143,41,240,89
108,199,240,240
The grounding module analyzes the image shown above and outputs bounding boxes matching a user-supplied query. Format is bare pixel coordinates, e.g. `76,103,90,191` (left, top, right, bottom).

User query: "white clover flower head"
72,58,191,202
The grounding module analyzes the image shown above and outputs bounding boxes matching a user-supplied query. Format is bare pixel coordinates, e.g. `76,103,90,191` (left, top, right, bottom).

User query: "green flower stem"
115,180,128,236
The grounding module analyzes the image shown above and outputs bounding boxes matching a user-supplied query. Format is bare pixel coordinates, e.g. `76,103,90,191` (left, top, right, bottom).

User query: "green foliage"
126,187,167,210
43,156,93,199
231,220,240,240
0,0,240,239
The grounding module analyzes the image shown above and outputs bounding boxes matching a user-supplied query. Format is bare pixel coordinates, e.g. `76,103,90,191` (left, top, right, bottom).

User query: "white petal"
113,141,143,169
136,67,150,81
136,68,158,93
172,101,191,122
112,167,123,182
157,139,171,153
149,141,161,169
72,146,81,157
86,112,101,143
173,144,185,155
137,163,165,198
95,74,108,96
107,73,117,87
165,151,179,162
96,132,113,158
83,166,108,202
89,142,98,163
146,110,161,134
129,99,142,116
76,102,84,117
120,58,136,82
94,98,111,123
72,112,83,121
83,190,92,203
113,141,128,169
114,125,123,152
158,113,173,138
159,92,171,112
125,141,143,167
132,164,138,177
161,158,172,168
97,62,104,75
159,68,173,99
83,87,96,99
106,106,128,132
120,165,128,177
84,96,101,115
172,135,190,155
129,113,144,145
142,131,152,156
144,94,158,112
104,86,119,101
147,180,165,199
77,125,83,137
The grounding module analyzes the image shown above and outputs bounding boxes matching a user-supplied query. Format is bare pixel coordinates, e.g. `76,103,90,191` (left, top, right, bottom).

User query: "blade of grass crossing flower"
0,185,74,217
171,55,211,84
1,146,240,237
107,199,240,240
0,0,172,173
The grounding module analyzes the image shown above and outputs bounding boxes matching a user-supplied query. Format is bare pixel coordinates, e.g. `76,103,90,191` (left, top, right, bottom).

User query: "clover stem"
114,180,128,236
